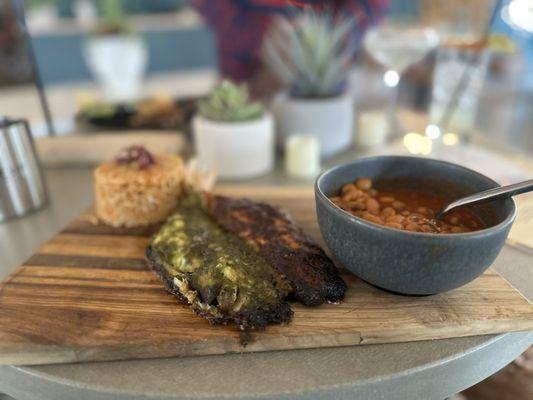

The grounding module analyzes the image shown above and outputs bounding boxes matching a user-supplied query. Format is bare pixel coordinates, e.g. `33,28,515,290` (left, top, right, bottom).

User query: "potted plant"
25,0,59,32
264,10,357,158
84,0,147,102
193,80,274,179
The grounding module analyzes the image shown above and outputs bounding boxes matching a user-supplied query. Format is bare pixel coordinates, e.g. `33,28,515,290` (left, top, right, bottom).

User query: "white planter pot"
85,35,147,102
273,93,354,158
193,113,274,179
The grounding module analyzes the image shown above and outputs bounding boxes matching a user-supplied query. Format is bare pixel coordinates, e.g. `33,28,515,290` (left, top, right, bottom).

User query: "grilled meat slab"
206,195,346,306
146,195,292,342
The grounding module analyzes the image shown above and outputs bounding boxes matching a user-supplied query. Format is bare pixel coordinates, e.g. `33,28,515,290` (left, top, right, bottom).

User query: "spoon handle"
439,179,533,216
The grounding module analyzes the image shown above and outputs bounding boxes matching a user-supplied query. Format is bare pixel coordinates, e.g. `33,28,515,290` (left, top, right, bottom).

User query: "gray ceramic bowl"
315,156,516,295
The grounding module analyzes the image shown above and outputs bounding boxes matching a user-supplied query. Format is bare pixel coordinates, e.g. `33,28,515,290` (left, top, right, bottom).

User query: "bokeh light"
383,70,400,87
425,124,441,139
403,132,432,155
442,132,459,146
501,0,533,34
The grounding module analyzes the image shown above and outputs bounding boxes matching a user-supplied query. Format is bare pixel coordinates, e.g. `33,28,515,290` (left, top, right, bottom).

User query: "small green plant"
94,0,131,35
25,0,57,10
198,80,264,122
264,10,357,98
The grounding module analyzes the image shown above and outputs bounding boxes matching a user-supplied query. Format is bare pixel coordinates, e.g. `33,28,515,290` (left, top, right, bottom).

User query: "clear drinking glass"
363,19,439,136
428,46,490,138
362,0,499,140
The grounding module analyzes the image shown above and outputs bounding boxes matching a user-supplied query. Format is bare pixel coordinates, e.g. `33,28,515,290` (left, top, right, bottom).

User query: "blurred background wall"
0,0,531,153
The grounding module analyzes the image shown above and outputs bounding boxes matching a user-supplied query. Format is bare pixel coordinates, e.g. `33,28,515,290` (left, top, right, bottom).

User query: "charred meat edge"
206,195,347,306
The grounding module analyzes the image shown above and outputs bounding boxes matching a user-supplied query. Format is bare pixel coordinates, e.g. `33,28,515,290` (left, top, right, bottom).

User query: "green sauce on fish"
147,194,292,338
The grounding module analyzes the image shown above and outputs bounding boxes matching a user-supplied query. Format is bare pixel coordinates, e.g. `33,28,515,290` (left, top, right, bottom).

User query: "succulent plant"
264,10,357,98
198,80,264,122
94,0,131,35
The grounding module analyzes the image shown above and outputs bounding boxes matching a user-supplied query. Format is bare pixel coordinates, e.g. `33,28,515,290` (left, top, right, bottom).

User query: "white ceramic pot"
193,113,274,179
273,93,354,158
85,35,147,102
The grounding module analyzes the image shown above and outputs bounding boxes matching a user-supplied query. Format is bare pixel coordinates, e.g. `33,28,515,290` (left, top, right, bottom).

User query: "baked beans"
329,178,485,233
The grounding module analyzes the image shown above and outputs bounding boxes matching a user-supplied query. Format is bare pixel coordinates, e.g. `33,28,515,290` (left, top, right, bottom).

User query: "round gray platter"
0,169,531,400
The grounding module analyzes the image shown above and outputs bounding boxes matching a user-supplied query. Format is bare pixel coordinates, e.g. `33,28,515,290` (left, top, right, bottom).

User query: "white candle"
356,111,388,149
285,134,321,179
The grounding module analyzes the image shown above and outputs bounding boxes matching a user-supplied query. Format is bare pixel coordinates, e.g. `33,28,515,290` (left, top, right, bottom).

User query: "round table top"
0,168,532,400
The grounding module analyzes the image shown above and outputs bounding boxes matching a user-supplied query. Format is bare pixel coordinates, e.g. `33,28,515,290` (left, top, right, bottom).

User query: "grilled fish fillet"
146,195,292,342
206,195,346,306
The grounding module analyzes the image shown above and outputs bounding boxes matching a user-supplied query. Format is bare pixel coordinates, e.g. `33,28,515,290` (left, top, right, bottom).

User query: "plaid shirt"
192,0,388,80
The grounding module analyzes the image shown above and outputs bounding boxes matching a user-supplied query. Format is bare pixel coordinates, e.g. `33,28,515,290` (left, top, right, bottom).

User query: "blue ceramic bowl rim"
315,155,517,238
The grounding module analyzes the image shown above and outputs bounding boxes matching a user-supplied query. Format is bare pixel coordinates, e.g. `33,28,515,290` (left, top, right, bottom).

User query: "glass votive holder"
285,134,321,179
356,111,388,149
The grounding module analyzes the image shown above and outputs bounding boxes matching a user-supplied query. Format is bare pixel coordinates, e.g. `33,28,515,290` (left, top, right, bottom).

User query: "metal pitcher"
0,118,47,222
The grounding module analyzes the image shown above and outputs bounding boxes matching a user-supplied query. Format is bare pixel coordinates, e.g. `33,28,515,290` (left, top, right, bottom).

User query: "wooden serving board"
1,186,532,366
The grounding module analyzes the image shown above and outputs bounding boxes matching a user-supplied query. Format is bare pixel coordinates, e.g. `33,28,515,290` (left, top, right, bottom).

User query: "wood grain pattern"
0,187,532,366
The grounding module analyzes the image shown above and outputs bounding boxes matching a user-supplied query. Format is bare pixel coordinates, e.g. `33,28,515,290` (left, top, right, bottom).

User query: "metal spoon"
437,179,533,219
